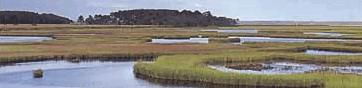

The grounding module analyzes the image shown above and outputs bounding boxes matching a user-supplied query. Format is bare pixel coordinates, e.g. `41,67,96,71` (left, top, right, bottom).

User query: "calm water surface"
209,50,362,75
202,29,257,33
0,61,193,88
209,62,362,75
229,36,361,43
303,32,351,36
0,36,52,43
304,50,362,55
151,38,209,44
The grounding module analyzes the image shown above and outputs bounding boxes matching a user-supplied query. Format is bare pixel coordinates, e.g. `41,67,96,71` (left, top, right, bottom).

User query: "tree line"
0,11,73,25
78,9,238,26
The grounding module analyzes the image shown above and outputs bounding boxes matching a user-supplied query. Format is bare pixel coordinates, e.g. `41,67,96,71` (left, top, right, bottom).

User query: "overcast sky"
1,0,362,21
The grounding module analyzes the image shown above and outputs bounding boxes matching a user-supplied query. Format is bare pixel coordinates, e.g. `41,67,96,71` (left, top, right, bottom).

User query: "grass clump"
134,50,362,87
134,54,325,87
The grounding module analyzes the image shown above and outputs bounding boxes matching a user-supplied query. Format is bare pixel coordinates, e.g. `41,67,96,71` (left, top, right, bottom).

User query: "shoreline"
134,72,324,88
0,53,157,66
133,63,324,88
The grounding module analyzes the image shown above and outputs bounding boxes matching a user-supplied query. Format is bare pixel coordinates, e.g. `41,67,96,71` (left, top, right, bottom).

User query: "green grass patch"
135,51,362,87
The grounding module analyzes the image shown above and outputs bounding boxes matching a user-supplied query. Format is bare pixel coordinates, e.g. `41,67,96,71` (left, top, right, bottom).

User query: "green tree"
77,15,84,23
10,15,19,25
85,15,94,24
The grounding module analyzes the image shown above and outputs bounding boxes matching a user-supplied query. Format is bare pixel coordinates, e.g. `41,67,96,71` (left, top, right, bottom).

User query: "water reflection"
151,38,209,44
303,32,351,36
0,60,192,88
0,36,52,43
202,29,257,33
229,36,361,43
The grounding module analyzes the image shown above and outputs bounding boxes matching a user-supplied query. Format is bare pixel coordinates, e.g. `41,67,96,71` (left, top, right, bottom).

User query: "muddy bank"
226,63,272,71
0,53,157,66
134,69,324,88
261,47,308,53
344,43,362,47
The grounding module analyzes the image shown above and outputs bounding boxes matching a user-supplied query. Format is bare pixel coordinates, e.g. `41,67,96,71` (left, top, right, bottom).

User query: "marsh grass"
135,51,362,87
208,38,240,43
134,54,325,87
3,25,362,87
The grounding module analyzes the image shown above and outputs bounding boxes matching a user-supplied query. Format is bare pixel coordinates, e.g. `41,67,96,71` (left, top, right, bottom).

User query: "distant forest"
0,9,238,26
79,9,238,26
0,11,73,24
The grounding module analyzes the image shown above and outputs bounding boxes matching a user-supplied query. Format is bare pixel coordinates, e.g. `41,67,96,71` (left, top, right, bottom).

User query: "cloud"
195,3,202,7
87,2,126,8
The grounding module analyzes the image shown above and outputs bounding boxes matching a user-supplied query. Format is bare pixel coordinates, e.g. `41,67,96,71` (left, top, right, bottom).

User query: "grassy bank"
134,51,362,87
134,54,323,87
0,53,157,65
262,44,362,53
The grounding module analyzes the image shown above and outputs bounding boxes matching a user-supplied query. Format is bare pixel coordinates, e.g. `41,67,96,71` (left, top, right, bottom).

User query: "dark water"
303,32,351,36
0,61,192,88
229,36,361,43
209,62,362,75
0,36,52,43
202,29,257,33
304,50,362,55
151,38,209,44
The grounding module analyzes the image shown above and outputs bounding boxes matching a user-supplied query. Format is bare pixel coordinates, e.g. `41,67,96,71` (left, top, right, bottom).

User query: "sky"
1,0,362,21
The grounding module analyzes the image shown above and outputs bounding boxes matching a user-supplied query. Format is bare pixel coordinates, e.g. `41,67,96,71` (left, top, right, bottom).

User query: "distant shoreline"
237,21,362,26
